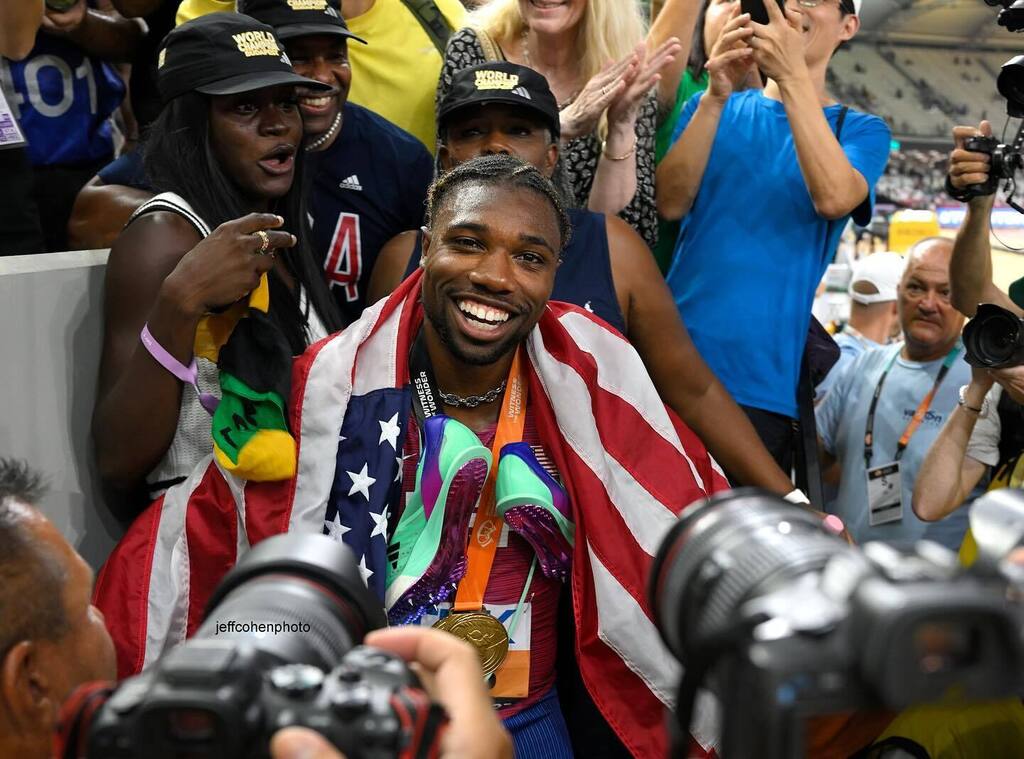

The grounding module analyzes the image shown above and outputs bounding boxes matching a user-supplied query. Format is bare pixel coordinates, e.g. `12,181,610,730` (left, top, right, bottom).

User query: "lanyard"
408,332,528,612
863,346,960,468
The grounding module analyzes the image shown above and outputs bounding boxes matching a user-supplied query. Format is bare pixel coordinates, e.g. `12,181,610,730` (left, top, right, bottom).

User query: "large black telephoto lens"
196,531,387,668
963,303,1024,369
648,489,849,665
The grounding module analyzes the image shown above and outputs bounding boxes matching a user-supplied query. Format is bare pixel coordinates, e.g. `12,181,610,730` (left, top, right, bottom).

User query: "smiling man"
97,155,729,759
656,0,890,474
815,238,971,549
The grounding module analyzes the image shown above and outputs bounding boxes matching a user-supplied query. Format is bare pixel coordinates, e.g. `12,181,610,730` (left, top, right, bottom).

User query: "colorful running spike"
386,414,491,624
495,442,574,581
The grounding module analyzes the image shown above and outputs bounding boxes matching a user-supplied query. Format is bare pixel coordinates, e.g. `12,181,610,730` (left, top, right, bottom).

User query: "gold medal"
432,610,509,677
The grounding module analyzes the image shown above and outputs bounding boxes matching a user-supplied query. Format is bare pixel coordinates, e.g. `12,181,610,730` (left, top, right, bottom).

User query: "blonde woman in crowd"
440,0,680,250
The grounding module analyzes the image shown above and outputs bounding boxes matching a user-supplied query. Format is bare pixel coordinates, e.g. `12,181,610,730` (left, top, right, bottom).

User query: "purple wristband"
140,323,219,414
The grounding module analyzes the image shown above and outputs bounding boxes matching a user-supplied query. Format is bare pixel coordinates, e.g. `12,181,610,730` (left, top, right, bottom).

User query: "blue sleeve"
405,143,433,227
840,113,891,226
669,90,707,146
97,150,150,190
815,354,857,455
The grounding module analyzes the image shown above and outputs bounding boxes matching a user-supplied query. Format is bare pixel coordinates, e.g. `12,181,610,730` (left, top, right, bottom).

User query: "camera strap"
863,346,961,468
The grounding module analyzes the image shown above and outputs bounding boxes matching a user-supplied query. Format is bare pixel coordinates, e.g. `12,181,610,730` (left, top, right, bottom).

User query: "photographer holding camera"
269,627,511,759
913,121,1024,533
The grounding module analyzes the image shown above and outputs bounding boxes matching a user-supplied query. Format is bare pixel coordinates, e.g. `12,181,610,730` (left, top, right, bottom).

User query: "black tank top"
404,207,626,335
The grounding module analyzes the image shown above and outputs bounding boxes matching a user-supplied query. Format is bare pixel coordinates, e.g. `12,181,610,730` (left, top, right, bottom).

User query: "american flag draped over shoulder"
94,269,729,757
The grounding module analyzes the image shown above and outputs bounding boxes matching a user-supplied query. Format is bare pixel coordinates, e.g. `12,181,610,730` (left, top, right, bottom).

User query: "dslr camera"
649,489,1024,759
56,534,446,759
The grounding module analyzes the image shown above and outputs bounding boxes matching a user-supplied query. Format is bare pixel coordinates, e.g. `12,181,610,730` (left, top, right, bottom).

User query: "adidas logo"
339,174,363,191
511,86,532,100
325,6,338,16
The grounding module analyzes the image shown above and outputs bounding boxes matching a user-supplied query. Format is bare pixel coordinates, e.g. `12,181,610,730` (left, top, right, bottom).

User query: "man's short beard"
424,299,525,367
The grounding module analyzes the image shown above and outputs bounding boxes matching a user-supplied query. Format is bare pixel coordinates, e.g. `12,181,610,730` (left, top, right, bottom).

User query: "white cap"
849,251,905,304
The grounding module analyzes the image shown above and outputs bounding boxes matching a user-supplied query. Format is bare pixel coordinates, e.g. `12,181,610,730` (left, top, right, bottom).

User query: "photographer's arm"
913,371,992,522
948,123,1021,318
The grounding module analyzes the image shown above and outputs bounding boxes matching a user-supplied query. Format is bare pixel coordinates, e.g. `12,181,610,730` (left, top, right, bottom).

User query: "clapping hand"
560,52,638,142
605,37,682,134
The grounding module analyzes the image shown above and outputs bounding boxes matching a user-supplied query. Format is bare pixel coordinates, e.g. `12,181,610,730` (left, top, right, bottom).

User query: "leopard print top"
439,26,659,251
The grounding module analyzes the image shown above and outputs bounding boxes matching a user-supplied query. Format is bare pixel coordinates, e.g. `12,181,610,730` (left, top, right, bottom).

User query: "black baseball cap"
157,12,331,103
438,62,560,140
238,0,367,44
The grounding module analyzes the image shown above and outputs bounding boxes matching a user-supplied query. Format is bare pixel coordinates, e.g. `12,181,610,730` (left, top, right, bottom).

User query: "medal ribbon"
454,348,528,611
408,331,528,612
863,345,961,468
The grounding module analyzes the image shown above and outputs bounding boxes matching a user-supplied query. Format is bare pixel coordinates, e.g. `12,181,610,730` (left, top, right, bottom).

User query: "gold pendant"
432,610,510,678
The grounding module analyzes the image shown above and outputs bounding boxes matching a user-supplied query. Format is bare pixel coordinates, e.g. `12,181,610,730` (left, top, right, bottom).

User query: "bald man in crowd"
816,238,971,550
0,459,116,759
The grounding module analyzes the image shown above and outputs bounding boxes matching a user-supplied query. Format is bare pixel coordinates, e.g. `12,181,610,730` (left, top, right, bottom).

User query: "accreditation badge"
867,462,902,526
421,601,531,698
0,86,26,150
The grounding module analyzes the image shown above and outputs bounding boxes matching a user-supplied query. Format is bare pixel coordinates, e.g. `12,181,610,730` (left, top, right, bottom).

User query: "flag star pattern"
346,463,376,500
322,387,410,599
379,412,401,449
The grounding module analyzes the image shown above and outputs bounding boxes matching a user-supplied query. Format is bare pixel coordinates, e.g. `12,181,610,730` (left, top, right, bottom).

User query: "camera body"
84,641,443,759
714,545,1022,757
962,135,1023,197
650,490,1024,759
58,534,446,759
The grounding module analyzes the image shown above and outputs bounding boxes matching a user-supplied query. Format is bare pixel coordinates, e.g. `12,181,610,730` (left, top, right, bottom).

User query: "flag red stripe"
93,494,164,679
183,465,240,636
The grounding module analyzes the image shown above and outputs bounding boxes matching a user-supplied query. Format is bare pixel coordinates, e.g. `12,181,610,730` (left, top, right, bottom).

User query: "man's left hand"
41,0,88,34
747,0,808,85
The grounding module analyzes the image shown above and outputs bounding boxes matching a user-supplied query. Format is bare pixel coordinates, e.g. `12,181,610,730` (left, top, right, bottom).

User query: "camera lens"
194,533,387,670
963,304,1024,368
648,489,848,663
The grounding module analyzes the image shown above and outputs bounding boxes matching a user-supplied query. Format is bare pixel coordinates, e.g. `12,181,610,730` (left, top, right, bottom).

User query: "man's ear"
544,143,559,178
1,641,53,732
438,143,453,172
840,12,859,43
420,226,432,268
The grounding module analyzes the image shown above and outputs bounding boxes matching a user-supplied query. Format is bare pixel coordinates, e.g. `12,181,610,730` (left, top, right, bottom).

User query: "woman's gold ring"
255,229,270,255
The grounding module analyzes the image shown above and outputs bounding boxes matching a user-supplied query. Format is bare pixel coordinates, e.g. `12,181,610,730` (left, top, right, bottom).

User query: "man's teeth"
300,96,332,107
457,299,511,326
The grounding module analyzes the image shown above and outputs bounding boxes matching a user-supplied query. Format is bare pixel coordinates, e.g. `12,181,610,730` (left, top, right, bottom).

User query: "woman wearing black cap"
93,12,343,509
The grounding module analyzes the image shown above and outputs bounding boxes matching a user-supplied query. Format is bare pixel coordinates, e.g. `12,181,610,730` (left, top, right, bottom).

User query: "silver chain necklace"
305,110,343,152
439,380,507,409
